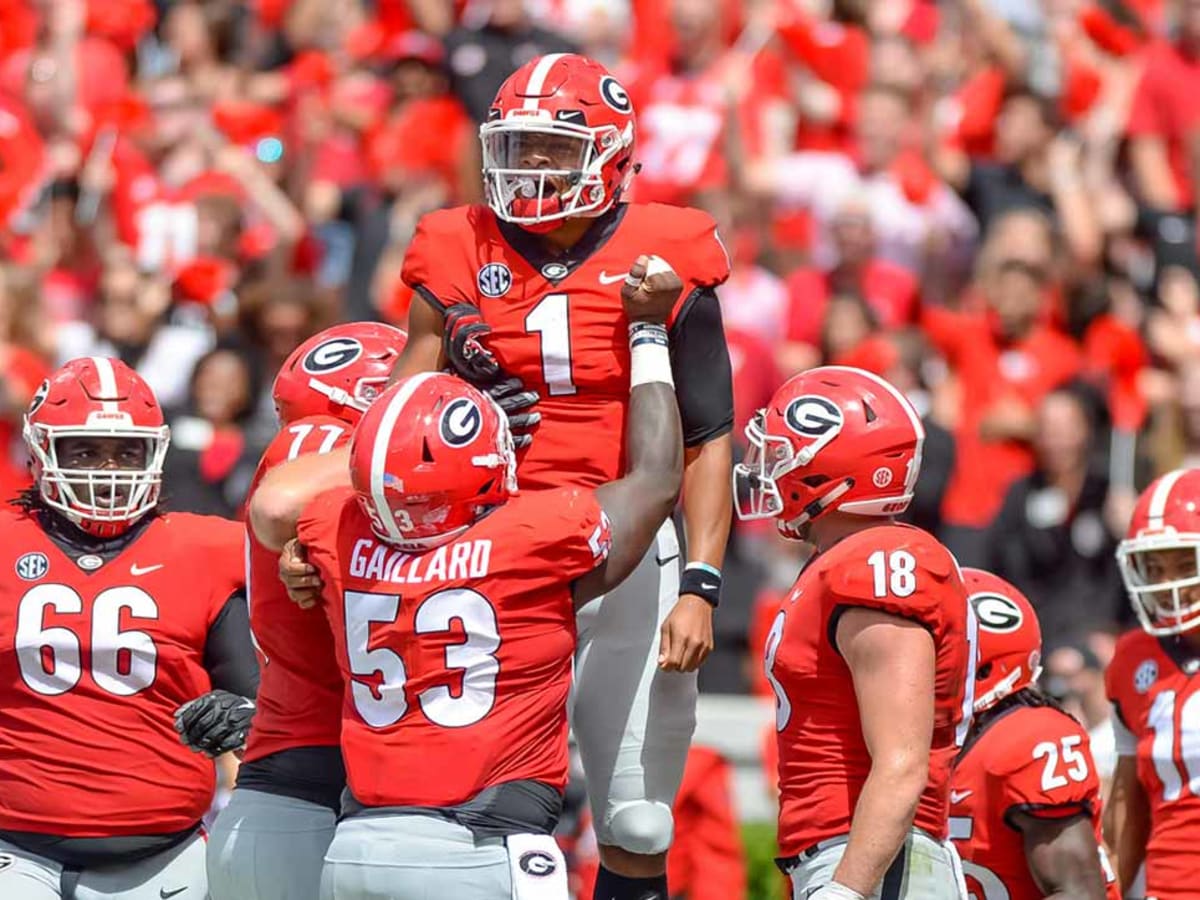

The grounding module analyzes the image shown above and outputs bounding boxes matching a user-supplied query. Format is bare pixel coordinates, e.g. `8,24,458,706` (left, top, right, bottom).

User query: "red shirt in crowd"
923,305,1081,529
1126,38,1200,209
785,260,919,346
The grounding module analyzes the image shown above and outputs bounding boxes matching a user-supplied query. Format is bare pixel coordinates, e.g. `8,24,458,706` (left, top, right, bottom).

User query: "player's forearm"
625,380,684,521
833,758,926,894
682,434,732,570
250,448,351,551
388,293,444,386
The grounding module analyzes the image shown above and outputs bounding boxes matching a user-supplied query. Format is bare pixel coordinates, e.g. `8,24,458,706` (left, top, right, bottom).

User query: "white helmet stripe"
822,365,926,491
89,356,120,414
370,373,436,542
522,53,568,111
1148,468,1188,530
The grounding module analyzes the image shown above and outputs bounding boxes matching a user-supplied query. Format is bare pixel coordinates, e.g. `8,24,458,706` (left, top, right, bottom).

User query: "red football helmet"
273,323,408,425
963,568,1043,713
480,53,637,232
1117,468,1200,636
23,357,170,536
349,372,517,550
733,366,925,539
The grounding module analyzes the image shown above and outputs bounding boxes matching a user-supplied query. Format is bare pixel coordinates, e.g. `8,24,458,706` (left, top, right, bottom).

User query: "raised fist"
620,255,683,325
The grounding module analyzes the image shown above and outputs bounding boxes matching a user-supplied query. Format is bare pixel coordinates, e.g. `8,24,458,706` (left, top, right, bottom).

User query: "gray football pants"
319,815,569,900
0,832,206,900
789,831,967,900
206,788,336,900
571,519,698,855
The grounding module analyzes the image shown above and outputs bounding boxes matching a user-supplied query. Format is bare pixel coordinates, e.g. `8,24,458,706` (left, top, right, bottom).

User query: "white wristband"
629,323,673,389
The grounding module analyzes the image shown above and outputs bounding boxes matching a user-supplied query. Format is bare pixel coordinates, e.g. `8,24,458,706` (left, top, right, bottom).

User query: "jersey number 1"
525,293,576,396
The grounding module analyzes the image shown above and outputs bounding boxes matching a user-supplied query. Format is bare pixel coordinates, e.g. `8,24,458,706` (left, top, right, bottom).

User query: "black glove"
485,376,540,450
443,303,501,383
174,690,256,757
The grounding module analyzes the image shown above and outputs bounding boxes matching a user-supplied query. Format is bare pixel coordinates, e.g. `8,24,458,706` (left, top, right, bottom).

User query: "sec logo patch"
1134,659,1158,694
15,552,48,581
477,263,511,298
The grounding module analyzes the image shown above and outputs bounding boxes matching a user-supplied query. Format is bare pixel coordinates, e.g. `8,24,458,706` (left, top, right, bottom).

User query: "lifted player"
737,365,974,900
205,323,406,900
950,568,1116,900
252,259,685,898
0,358,256,900
385,53,733,900
1105,469,1200,900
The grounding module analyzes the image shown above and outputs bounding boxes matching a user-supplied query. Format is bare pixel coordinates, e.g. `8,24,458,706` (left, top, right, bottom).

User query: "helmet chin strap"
778,478,854,539
307,378,366,413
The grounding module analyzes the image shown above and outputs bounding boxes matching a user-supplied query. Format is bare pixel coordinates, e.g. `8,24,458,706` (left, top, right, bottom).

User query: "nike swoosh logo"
160,889,187,899
950,789,973,804
598,271,630,285
700,583,719,591
130,563,164,576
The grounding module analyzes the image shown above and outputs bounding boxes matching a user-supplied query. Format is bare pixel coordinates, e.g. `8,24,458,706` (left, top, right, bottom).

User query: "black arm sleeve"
668,287,734,447
203,591,260,699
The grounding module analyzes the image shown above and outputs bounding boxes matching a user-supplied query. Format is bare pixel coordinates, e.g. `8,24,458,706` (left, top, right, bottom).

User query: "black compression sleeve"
669,287,734,447
203,592,260,699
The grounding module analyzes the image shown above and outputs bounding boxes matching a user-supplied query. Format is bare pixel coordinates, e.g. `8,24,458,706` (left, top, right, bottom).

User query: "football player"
950,568,1116,900
385,52,733,899
250,262,685,898
1105,468,1200,900
735,365,974,900
205,323,407,900
0,357,257,900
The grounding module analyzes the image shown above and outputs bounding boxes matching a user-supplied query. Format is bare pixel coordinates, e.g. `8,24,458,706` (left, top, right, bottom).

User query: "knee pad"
605,801,675,856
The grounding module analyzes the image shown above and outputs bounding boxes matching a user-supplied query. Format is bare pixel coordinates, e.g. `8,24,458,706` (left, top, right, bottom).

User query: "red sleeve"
821,526,961,633
1126,49,1164,137
399,207,480,309
186,515,247,625
919,304,968,363
998,709,1101,821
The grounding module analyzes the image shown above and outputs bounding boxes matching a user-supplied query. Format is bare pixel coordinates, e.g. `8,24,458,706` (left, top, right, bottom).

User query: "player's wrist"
628,322,672,388
680,561,721,607
810,882,865,900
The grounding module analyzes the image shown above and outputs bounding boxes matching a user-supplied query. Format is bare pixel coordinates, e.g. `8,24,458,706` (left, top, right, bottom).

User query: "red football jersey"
0,508,244,836
242,415,352,764
401,202,730,491
950,704,1119,900
1105,628,1200,900
297,485,611,807
766,524,974,856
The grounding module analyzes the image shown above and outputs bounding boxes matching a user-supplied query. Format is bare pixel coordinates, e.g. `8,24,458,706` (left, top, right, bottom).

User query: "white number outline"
344,587,502,729
16,584,159,697
764,610,792,732
525,293,577,396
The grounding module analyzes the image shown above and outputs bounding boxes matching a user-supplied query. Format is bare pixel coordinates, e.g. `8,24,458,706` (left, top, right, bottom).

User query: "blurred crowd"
1,0,1199,718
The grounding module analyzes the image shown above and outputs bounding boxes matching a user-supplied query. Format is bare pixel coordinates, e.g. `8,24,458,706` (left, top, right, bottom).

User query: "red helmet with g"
23,357,170,537
349,372,517,551
1117,468,1200,636
963,568,1043,713
273,322,408,426
480,53,637,232
733,366,925,539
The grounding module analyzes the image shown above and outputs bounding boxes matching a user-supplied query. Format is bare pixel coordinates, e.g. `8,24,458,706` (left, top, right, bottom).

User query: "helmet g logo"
28,379,49,415
599,76,632,113
518,850,557,878
783,396,843,437
440,397,482,447
973,593,1023,633
303,338,363,375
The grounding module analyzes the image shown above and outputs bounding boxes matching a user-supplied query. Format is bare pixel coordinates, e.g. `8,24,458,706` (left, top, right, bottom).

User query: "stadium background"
0,0,1190,895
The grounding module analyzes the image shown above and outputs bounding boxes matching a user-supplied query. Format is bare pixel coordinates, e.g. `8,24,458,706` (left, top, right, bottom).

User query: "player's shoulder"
1106,628,1167,701
625,202,717,234
620,203,730,287
260,415,351,471
821,524,958,581
154,511,243,549
489,487,597,531
985,703,1087,766
0,504,34,529
412,204,494,241
297,486,358,541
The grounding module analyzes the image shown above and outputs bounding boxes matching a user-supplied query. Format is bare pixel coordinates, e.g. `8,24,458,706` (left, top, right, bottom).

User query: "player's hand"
174,690,255,758
620,255,683,325
443,303,501,384
279,538,324,609
485,376,540,450
658,594,714,672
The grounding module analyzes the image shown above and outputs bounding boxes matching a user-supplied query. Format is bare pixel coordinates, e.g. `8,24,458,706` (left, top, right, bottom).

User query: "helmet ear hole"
862,400,877,423
802,475,829,487
421,438,435,464
977,661,993,681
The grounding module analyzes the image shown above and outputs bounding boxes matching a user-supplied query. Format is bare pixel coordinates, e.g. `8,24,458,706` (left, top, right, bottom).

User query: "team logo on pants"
518,850,557,877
